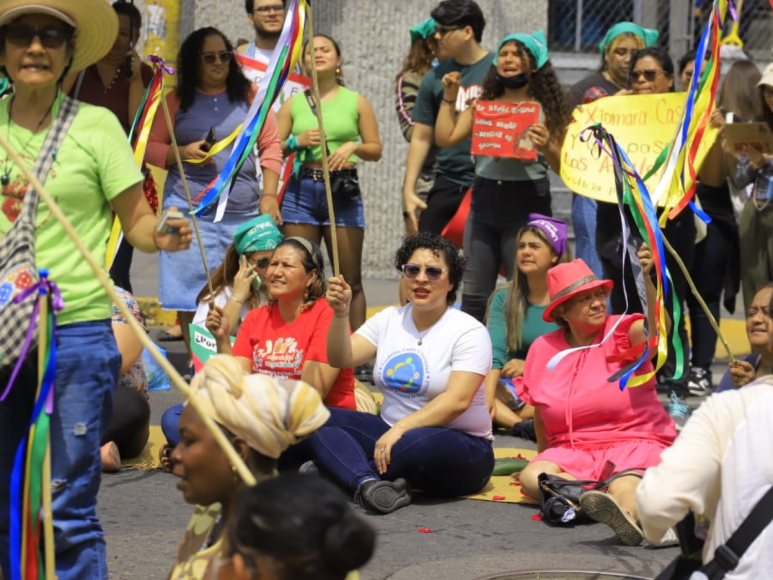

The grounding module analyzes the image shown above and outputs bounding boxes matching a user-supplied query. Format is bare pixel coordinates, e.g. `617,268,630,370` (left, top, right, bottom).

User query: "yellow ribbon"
183,123,242,164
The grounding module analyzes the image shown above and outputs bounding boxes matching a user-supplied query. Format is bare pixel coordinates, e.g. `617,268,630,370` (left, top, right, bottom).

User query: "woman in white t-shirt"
314,233,494,514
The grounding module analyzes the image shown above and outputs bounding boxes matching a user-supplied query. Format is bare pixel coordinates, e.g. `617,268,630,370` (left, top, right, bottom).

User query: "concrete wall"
135,0,548,278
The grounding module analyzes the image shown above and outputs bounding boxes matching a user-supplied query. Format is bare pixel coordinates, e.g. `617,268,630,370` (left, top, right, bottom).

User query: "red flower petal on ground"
531,514,543,521
418,528,433,533
493,495,506,501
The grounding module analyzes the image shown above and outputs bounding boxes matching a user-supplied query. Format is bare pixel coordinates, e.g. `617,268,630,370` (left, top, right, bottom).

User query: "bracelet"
230,297,244,305
442,97,455,104
285,134,300,153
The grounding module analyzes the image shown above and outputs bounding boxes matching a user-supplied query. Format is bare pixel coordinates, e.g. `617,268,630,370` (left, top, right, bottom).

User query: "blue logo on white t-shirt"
382,352,424,393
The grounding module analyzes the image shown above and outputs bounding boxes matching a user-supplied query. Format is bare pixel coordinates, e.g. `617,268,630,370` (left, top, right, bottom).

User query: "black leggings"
102,385,150,459
418,175,469,235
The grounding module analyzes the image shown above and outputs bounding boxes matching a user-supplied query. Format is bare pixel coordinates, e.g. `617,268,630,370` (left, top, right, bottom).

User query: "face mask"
496,72,529,89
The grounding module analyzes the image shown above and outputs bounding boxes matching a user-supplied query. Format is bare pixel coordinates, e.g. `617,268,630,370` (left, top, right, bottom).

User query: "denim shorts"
281,173,366,229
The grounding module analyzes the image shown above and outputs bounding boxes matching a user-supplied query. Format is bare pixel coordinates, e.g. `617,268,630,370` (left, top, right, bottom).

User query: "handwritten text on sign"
471,101,542,161
561,93,714,204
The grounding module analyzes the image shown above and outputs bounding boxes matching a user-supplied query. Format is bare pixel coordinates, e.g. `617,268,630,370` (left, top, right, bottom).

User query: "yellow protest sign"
561,93,717,205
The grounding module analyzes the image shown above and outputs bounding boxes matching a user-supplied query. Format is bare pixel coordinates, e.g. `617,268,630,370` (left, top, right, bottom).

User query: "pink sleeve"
257,108,283,176
145,92,180,169
612,313,645,352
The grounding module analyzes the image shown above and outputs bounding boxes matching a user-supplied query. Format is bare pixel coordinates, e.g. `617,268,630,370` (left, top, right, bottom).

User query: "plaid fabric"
0,96,78,369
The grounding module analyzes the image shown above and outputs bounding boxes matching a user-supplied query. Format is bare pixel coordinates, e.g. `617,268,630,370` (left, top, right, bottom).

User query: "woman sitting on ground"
191,214,284,333
208,236,356,410
484,215,569,439
517,249,677,546
167,355,331,580
222,473,376,580
716,283,773,392
315,233,494,514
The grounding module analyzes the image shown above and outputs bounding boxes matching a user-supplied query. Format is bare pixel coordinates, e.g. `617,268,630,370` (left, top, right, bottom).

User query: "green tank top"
291,86,360,163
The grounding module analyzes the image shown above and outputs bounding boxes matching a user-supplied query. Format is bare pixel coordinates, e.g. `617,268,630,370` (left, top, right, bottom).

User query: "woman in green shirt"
484,215,569,436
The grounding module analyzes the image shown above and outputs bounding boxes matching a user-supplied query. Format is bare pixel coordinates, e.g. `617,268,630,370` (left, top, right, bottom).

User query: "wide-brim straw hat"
543,259,614,323
0,0,118,74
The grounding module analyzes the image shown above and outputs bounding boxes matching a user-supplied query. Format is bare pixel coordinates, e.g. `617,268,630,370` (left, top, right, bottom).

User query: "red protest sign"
471,100,542,161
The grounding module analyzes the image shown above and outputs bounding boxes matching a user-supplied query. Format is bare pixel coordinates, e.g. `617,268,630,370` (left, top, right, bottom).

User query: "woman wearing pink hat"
516,245,677,546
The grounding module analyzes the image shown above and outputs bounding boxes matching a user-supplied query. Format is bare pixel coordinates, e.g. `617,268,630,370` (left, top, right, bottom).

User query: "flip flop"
157,330,183,342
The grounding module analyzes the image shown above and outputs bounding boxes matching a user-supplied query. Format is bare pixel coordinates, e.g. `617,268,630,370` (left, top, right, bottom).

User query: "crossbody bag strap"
699,485,773,579
303,89,331,157
17,94,79,222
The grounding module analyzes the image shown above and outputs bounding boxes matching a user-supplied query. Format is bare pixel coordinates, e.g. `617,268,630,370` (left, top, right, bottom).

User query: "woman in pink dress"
517,247,677,546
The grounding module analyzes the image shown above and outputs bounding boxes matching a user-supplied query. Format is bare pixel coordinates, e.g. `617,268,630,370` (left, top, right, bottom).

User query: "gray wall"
137,0,548,278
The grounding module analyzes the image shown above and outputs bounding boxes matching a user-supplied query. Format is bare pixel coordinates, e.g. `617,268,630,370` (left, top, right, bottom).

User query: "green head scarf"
494,30,549,70
410,18,437,45
598,22,659,53
232,215,284,256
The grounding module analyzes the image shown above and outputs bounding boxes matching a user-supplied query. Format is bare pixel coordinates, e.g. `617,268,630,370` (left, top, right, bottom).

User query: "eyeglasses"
629,69,666,82
255,4,284,13
5,26,70,49
401,264,448,281
248,257,271,269
200,51,232,65
434,25,461,37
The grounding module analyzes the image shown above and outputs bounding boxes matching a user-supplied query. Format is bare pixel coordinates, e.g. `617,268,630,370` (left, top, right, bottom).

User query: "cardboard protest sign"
190,324,235,374
721,122,773,178
471,100,542,161
561,93,717,204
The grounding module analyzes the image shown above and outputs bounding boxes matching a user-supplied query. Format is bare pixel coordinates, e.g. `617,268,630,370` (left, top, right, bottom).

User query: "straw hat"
543,259,613,323
0,0,118,74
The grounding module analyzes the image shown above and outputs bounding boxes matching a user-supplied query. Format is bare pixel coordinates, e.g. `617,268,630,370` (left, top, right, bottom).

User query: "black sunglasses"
434,25,461,37
200,51,232,65
5,25,70,49
630,69,666,82
401,264,448,281
248,257,271,269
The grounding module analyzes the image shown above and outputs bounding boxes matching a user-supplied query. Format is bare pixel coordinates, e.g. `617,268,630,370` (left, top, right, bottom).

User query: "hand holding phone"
156,209,185,235
200,126,217,153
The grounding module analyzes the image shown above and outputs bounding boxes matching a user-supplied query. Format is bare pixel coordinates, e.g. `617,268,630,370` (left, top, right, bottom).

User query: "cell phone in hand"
201,126,217,152
156,209,184,235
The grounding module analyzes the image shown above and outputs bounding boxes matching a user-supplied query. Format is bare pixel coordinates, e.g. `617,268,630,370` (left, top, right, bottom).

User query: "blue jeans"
309,408,494,496
571,193,603,279
161,404,183,447
0,320,121,580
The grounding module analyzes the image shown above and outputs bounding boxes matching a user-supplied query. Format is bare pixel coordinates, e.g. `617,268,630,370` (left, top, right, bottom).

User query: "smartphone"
156,209,184,235
201,126,217,152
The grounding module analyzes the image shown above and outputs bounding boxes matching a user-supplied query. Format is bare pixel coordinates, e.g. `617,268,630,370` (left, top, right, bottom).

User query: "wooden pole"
304,7,340,276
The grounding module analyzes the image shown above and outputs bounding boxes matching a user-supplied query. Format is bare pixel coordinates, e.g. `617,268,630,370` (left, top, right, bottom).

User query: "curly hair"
267,237,327,309
394,233,465,305
176,27,251,112
480,40,570,139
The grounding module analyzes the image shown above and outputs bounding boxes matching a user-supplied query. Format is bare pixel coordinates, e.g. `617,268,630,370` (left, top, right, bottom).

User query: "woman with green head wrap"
396,17,443,238
566,21,659,283
434,30,570,322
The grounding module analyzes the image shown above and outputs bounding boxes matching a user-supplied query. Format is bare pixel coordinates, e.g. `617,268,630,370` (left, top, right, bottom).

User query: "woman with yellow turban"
166,355,331,580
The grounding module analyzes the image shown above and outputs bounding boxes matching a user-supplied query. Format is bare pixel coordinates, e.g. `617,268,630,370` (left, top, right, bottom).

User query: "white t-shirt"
356,304,493,439
637,381,773,579
192,287,250,333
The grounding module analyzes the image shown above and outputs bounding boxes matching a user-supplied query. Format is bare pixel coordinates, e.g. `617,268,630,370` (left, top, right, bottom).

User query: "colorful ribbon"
8,270,64,580
191,0,308,221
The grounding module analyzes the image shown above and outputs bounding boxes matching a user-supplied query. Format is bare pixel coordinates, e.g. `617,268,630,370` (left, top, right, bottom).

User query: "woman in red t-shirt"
207,236,356,410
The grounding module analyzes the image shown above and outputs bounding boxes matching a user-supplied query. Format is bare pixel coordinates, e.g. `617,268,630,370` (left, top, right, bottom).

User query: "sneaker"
508,418,537,442
687,367,713,397
667,391,692,431
579,490,644,546
354,478,412,514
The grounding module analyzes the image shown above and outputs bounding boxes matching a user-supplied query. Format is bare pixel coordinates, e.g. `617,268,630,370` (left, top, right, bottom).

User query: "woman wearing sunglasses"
0,1,192,577
316,233,494,514
147,26,282,368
